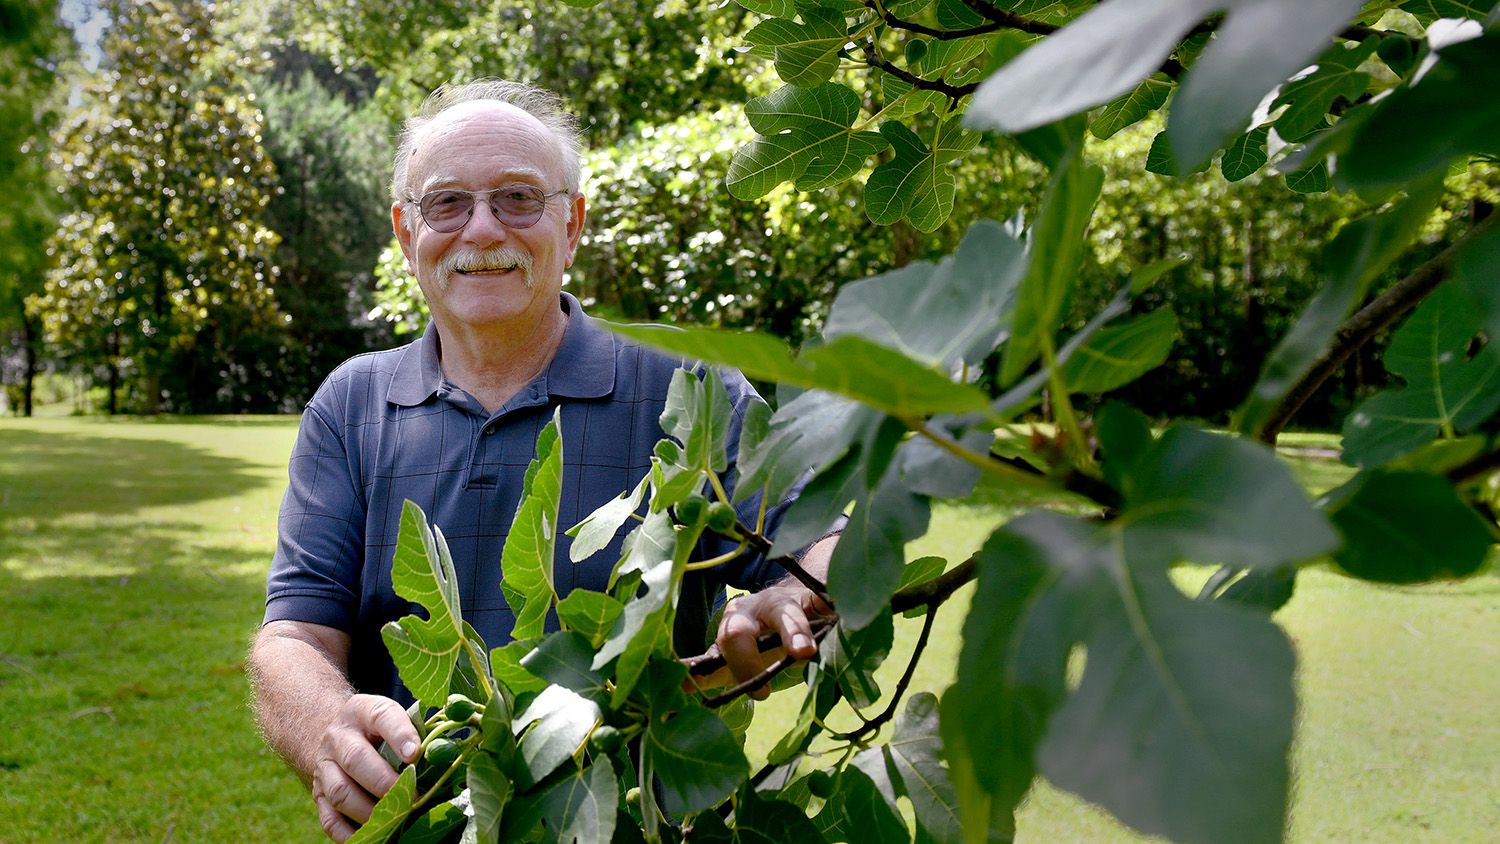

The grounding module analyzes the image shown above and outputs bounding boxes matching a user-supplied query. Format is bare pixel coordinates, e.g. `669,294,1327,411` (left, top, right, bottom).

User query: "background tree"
0,0,65,415
35,0,282,413
254,69,394,406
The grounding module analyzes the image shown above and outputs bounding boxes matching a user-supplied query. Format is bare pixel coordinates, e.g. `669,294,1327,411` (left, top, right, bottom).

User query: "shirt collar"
543,292,617,400
385,291,616,407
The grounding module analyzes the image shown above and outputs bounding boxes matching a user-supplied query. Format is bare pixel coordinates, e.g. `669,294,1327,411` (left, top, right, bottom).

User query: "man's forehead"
408,101,563,190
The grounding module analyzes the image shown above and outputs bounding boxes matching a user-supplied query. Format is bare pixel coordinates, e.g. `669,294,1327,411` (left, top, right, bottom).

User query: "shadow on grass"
0,428,271,525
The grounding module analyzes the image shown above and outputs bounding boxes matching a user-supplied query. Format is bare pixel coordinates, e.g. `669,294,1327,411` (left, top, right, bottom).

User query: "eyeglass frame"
406,184,575,233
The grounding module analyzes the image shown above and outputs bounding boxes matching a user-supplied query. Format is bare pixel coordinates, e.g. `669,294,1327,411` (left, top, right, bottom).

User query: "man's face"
393,102,586,335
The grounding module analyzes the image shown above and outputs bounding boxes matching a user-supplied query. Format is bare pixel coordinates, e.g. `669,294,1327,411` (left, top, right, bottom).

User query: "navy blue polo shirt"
264,293,791,700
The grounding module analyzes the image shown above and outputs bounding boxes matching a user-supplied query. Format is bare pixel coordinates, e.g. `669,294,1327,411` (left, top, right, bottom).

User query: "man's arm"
712,534,837,700
249,620,421,842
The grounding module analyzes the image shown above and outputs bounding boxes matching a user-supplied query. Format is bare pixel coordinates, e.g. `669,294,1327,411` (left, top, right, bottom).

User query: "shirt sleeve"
263,390,367,631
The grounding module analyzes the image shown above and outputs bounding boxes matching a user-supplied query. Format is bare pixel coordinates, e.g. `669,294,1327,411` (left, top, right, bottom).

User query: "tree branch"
700,616,837,708
736,526,835,607
1257,213,1500,444
831,605,939,743
865,0,1004,40
1448,445,1500,486
685,546,983,682
957,0,1058,35
891,553,977,613
861,38,980,100
684,614,838,678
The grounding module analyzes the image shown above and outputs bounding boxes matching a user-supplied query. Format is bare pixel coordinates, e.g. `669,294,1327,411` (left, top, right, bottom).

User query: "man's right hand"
310,694,421,842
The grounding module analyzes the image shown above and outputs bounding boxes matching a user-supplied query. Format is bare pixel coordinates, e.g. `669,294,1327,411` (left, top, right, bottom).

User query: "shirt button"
483,425,496,436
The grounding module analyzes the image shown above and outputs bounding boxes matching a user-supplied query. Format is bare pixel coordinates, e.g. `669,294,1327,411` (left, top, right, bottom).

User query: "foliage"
254,70,394,405
33,0,283,413
0,0,66,415
273,0,756,146
351,2,1500,843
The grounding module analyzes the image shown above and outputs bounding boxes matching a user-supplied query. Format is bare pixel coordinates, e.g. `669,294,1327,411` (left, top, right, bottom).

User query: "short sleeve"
263,394,367,631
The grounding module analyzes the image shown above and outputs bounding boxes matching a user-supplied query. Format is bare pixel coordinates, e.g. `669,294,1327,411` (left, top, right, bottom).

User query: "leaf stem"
683,539,751,571
902,416,1060,493
1039,331,1096,473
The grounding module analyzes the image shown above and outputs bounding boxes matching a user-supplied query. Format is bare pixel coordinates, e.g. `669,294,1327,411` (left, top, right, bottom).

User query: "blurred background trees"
2,0,1493,421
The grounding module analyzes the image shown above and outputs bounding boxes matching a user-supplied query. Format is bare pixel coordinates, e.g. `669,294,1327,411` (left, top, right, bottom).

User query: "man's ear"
563,192,587,269
392,202,417,274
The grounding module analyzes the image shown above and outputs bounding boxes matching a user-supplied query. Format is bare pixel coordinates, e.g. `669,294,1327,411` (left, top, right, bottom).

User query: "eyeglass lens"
419,185,550,232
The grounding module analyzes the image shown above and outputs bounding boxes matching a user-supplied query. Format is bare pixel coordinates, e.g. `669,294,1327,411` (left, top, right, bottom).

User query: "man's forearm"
248,621,356,785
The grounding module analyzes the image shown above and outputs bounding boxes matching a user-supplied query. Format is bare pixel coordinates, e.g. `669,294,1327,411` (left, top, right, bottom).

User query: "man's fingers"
354,694,421,764
314,793,358,843
718,604,778,699
314,761,377,826
769,600,816,659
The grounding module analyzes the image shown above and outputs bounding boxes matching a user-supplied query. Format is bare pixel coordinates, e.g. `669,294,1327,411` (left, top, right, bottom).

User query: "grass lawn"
1,417,1496,842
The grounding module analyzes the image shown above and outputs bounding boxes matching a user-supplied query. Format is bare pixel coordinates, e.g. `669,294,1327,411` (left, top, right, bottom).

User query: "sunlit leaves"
728,84,889,200
744,9,848,87
1059,309,1179,394
969,0,1366,172
1219,126,1269,183
1270,40,1378,142
865,118,979,232
1334,32,1500,191
1090,74,1172,140
1341,284,1500,466
567,477,647,564
606,323,993,418
504,756,618,844
501,410,564,640
40,0,280,411
512,685,602,789
968,0,1207,134
345,766,418,844
1168,0,1366,172
381,501,465,708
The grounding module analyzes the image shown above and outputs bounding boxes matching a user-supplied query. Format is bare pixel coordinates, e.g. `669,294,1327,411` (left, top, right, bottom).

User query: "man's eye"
432,192,467,207
502,189,537,203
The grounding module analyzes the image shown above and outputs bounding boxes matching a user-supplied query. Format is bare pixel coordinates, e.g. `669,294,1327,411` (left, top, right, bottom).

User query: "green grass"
1,418,1496,841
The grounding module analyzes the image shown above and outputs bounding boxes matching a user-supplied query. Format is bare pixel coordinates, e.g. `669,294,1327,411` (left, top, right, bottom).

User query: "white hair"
390,78,583,209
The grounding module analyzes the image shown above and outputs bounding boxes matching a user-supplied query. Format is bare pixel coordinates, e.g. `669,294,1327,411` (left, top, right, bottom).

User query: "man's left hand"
705,536,836,700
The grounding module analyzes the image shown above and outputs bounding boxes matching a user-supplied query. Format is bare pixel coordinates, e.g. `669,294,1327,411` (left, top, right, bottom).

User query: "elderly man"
248,80,834,841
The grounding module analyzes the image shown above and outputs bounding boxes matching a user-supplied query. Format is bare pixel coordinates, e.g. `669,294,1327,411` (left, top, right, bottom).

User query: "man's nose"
461,198,512,245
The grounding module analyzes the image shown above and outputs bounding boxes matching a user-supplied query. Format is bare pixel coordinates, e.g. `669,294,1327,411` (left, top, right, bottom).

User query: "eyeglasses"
412,184,571,233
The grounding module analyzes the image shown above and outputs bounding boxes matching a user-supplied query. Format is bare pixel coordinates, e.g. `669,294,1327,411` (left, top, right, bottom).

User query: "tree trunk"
21,310,36,417
108,329,120,416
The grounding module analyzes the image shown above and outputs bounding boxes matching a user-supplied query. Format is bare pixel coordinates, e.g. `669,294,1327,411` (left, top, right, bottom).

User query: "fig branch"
1256,212,1498,444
